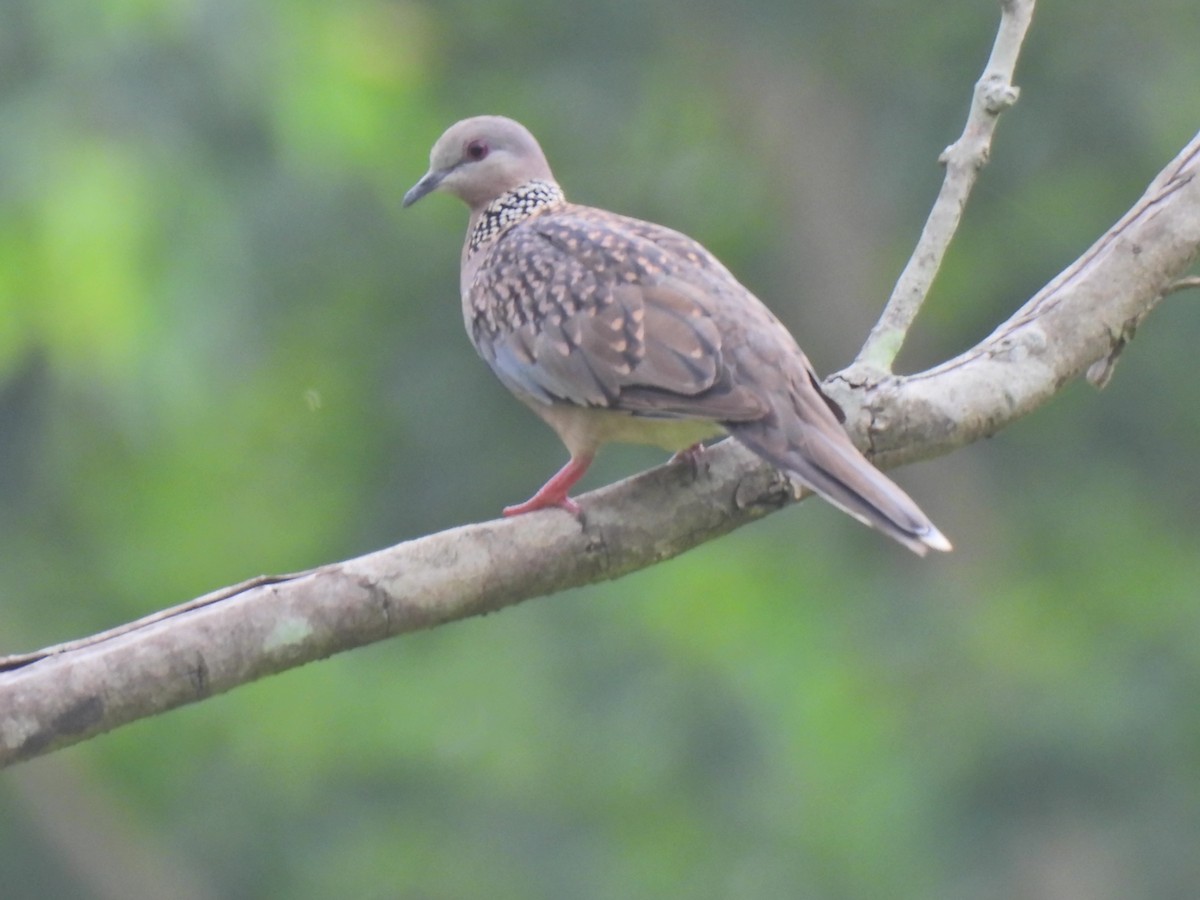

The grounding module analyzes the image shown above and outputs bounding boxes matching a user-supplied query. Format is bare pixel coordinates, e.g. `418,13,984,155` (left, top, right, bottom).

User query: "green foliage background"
2,0,1199,897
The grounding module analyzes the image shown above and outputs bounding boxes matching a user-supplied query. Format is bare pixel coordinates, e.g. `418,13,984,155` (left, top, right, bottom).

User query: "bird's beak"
403,169,446,207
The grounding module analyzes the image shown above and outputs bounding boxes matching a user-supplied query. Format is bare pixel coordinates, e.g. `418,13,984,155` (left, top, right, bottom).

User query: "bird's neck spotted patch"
468,179,565,253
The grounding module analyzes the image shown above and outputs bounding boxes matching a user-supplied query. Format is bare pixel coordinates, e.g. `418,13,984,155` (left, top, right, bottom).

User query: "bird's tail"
727,415,952,557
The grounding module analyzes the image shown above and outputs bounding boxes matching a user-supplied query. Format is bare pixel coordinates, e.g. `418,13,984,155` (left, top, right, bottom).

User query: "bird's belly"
528,401,725,456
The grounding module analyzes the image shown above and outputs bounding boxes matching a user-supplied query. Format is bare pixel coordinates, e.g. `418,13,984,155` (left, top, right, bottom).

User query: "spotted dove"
404,116,951,555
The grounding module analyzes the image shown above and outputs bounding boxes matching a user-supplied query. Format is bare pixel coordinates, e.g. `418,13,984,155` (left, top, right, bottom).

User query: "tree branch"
2,127,1197,769
853,0,1036,374
844,131,1200,461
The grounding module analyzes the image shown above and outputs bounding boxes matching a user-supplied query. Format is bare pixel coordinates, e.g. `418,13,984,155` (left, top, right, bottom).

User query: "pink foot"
502,454,593,518
503,493,582,517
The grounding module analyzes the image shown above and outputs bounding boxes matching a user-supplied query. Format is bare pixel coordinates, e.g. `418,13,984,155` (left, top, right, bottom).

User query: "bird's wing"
466,208,770,422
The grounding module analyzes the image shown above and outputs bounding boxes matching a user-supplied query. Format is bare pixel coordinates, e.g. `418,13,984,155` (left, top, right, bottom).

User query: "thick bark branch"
2,128,1197,769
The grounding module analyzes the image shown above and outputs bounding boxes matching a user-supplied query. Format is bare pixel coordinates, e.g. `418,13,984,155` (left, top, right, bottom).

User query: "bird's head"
403,115,557,211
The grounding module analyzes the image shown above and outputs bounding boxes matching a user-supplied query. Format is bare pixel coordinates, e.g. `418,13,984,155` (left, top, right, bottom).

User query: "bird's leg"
503,453,594,517
669,442,707,478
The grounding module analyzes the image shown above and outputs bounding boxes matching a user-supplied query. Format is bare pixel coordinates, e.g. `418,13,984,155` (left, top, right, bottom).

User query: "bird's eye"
465,140,490,161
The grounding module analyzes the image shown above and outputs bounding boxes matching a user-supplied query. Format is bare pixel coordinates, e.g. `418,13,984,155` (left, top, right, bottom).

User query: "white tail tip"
920,526,954,554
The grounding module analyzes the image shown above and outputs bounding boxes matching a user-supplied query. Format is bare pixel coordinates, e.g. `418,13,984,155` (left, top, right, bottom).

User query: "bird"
403,115,951,556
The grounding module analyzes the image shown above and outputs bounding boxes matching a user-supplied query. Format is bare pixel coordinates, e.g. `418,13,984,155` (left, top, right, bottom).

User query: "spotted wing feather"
466,207,768,421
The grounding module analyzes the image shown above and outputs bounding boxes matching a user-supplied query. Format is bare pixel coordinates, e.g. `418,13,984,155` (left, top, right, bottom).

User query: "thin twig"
1164,274,1200,295
852,0,1036,374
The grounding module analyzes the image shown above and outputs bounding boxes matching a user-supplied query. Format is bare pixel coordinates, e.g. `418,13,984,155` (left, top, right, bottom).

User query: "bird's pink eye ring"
465,140,490,161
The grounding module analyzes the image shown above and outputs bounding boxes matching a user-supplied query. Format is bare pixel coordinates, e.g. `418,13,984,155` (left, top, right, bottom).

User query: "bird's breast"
524,400,725,457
